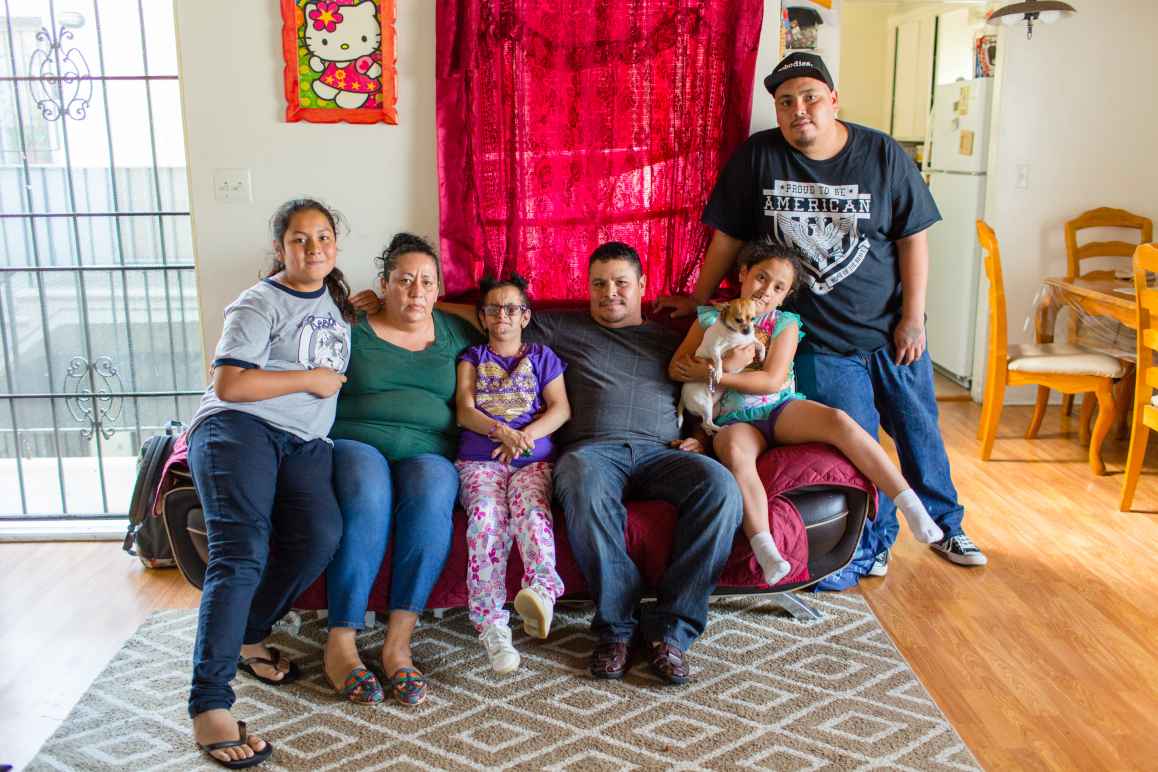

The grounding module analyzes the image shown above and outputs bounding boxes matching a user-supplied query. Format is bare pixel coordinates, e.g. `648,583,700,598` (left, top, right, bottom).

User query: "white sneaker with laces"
930,533,988,566
513,586,554,639
480,624,520,674
867,549,889,577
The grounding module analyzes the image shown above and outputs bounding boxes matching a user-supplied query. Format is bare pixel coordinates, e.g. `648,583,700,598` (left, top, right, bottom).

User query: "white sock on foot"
894,489,944,544
750,531,791,585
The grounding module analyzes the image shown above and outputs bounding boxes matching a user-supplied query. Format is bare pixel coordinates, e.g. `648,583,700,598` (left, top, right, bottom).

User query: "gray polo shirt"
187,279,350,442
527,311,682,449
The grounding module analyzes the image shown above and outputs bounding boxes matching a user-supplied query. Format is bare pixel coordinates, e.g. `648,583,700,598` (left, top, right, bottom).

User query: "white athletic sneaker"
513,585,555,639
480,624,520,674
867,549,890,577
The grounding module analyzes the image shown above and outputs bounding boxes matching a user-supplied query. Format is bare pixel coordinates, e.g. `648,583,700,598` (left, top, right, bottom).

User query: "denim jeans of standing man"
186,410,343,717
325,439,458,628
553,441,743,650
795,347,965,590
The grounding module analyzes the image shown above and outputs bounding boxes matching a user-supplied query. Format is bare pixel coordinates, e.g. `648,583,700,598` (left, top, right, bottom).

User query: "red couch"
161,306,876,606
290,442,874,609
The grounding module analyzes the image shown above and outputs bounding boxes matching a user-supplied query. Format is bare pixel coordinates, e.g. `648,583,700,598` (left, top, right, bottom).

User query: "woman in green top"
323,233,477,706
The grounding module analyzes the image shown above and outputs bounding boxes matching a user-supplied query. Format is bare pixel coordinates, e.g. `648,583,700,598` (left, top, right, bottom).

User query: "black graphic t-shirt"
703,121,941,355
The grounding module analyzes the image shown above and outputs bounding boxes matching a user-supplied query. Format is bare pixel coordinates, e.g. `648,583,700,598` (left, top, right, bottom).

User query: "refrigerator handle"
921,102,936,174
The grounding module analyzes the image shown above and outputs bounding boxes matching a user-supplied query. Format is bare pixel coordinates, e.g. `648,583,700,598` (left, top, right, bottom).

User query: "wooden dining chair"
976,220,1126,475
1059,207,1154,420
1119,243,1158,510
1065,207,1154,280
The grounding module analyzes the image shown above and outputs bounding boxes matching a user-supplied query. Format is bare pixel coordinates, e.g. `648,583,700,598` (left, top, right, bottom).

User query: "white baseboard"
0,519,128,542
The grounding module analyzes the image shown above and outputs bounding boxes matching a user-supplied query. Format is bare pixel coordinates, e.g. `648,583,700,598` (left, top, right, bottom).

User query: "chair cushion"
1007,343,1126,378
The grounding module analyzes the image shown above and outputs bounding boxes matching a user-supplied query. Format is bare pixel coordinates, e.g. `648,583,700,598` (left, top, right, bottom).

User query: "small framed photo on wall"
281,0,397,124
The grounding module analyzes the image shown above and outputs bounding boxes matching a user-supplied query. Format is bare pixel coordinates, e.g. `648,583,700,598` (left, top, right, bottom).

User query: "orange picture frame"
281,0,397,124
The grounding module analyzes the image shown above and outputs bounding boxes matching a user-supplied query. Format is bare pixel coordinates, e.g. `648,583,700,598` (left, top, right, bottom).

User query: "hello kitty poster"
281,0,397,124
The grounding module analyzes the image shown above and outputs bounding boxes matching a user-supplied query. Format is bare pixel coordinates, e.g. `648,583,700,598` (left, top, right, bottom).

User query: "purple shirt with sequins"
456,343,567,466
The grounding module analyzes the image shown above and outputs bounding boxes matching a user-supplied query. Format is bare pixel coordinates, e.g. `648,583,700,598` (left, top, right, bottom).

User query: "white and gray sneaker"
480,624,520,674
513,585,555,639
930,533,988,566
867,549,890,577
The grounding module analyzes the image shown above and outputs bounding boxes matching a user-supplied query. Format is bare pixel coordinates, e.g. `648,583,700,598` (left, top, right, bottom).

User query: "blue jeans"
186,411,342,717
795,347,965,590
553,441,742,650
326,440,458,627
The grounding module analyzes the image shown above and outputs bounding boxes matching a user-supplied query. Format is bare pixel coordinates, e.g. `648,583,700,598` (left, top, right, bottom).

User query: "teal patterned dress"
696,305,807,426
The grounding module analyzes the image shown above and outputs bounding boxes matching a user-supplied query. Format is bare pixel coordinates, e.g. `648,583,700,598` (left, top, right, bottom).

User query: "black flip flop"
198,720,273,769
237,646,300,686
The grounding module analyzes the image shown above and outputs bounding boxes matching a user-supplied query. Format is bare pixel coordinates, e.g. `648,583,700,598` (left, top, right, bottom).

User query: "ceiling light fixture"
987,0,1076,40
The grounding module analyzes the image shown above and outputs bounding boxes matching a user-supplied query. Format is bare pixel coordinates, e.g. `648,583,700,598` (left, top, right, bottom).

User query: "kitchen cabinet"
889,14,936,142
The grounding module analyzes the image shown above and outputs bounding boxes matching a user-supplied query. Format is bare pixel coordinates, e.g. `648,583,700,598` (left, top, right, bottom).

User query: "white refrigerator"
923,79,991,386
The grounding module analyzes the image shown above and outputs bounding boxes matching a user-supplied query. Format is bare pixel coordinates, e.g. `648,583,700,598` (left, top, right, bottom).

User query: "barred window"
0,0,203,519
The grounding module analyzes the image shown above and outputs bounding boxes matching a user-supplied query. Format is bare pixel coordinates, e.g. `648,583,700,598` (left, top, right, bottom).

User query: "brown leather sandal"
590,639,635,680
646,641,689,685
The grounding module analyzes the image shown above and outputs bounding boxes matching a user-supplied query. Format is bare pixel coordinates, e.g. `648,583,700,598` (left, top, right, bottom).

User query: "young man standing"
659,53,987,587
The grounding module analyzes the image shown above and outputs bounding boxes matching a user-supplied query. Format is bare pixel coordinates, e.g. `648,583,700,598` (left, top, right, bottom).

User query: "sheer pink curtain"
436,0,764,301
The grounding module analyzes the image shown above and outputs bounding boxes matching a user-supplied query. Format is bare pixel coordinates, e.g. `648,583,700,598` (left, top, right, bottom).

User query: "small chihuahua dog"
678,298,767,434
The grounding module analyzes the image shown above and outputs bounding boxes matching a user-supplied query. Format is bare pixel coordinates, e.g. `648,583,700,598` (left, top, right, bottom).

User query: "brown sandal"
590,639,635,680
646,641,689,685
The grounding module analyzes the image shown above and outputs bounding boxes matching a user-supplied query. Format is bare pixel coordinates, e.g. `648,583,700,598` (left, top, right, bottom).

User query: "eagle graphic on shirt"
763,180,872,295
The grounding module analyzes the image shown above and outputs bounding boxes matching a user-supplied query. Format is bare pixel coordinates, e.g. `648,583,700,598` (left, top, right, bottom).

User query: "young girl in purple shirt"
454,274,572,674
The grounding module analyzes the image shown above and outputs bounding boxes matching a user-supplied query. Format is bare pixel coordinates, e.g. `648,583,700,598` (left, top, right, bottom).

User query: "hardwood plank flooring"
2,399,1157,771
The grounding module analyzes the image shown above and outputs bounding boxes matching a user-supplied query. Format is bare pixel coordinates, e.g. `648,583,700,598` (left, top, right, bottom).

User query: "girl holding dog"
669,241,944,586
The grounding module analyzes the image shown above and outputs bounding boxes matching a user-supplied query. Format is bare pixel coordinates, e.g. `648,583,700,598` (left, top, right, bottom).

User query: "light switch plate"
213,168,252,203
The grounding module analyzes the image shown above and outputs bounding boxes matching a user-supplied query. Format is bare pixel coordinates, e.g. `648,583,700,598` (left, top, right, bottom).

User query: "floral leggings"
455,460,564,632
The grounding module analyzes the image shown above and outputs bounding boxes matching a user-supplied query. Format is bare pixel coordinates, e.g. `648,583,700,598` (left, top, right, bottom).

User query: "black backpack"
123,421,185,568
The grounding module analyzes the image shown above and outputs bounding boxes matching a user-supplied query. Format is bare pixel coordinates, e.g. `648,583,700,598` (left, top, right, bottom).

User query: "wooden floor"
3,399,1158,771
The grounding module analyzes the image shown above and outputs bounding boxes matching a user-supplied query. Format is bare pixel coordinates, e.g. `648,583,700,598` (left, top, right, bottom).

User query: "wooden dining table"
1034,275,1138,466
1035,275,1138,345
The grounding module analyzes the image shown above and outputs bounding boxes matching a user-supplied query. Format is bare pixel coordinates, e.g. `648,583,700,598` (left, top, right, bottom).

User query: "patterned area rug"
30,594,978,771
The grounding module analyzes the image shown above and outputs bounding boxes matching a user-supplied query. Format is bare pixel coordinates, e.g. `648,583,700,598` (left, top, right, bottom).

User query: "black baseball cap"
763,52,835,96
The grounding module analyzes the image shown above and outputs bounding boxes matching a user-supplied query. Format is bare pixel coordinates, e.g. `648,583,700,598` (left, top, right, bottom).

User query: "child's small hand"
492,443,517,464
721,343,757,372
512,429,535,455
308,368,347,398
492,437,526,464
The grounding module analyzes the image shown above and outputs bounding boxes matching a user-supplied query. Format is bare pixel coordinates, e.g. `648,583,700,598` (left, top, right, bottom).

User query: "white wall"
752,0,843,134
837,1,897,130
844,2,987,135
178,2,787,363
175,0,438,364
981,0,1158,403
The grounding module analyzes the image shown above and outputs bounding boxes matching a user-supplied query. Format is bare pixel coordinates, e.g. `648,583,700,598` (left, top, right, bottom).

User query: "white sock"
894,489,944,544
750,531,791,585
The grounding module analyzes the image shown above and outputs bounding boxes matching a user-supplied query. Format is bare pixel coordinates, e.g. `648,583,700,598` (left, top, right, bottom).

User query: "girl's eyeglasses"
482,303,528,318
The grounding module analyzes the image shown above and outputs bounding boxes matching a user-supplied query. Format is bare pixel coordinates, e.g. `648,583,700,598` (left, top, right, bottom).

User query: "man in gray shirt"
528,242,742,685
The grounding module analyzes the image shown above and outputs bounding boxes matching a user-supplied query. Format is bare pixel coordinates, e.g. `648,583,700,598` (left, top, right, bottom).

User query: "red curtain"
436,0,764,301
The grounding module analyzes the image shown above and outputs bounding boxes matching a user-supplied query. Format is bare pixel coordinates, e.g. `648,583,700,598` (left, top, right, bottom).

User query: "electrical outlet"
1016,163,1030,191
213,168,252,203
